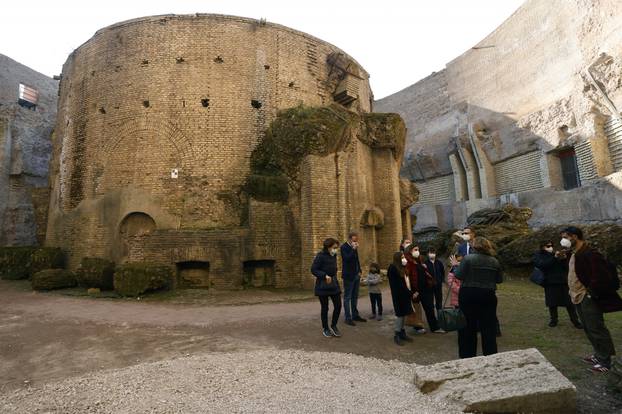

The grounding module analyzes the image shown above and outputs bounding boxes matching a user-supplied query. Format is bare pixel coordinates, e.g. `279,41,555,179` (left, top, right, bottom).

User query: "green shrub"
76,257,115,290
32,269,77,291
31,247,65,275
114,263,172,297
245,174,289,202
0,246,38,280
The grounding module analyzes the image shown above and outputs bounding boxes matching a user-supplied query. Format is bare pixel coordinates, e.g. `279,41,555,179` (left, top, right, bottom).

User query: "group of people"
311,225,620,371
534,226,622,373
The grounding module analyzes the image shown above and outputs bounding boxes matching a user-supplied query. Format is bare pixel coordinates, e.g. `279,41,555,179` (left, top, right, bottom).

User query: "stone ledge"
414,348,576,413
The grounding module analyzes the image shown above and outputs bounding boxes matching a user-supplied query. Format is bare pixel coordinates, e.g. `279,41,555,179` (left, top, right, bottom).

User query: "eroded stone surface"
414,348,576,413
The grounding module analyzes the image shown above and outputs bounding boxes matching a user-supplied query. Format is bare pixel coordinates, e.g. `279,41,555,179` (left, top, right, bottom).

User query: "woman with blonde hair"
454,237,503,358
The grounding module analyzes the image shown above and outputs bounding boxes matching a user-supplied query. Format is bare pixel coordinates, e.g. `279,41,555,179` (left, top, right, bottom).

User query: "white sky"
2,0,524,99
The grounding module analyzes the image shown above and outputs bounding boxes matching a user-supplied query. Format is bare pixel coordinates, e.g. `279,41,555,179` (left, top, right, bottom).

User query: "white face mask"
401,258,408,266
413,250,420,258
428,253,436,260
560,238,572,249
330,248,338,256
545,247,554,253
462,234,471,241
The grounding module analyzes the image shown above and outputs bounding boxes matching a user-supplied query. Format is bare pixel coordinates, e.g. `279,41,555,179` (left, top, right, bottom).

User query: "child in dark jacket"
363,263,383,321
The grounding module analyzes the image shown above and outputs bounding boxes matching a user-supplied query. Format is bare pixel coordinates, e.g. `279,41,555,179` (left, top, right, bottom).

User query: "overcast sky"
2,0,524,99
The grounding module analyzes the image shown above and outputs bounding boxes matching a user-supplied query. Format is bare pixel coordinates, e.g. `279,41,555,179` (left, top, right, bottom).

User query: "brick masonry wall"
46,14,405,288
493,151,544,195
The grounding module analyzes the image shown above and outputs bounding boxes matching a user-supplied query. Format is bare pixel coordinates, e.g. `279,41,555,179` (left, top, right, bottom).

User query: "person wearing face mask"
406,244,444,334
533,240,582,328
341,231,366,325
456,227,475,257
311,238,343,338
388,251,415,345
425,248,446,313
562,226,622,373
403,244,427,334
452,226,502,338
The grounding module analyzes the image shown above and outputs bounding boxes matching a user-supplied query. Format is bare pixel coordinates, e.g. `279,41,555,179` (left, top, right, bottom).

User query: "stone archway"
119,212,156,260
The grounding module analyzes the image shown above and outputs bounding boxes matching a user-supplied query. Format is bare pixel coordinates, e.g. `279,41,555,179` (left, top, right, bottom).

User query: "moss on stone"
113,263,173,297
0,246,38,280
360,112,406,161
244,174,289,203
32,269,77,291
246,104,406,202
76,257,116,290
498,224,622,268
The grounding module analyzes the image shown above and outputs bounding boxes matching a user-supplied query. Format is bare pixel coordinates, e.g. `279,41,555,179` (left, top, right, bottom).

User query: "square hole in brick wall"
243,260,275,288
177,261,210,289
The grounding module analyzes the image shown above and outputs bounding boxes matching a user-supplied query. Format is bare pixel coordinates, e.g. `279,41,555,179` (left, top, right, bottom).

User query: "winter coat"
573,244,622,312
363,272,382,294
455,253,503,291
533,251,568,286
340,242,361,280
311,250,341,296
388,264,413,317
425,259,445,286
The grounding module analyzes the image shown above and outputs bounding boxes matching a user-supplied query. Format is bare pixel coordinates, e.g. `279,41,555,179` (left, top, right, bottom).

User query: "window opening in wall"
18,83,38,110
558,149,581,190
201,98,209,108
243,260,275,288
142,100,150,108
251,100,262,109
177,261,210,288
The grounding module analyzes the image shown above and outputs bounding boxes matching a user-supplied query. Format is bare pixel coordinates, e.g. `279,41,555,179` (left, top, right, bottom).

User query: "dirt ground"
1,278,621,413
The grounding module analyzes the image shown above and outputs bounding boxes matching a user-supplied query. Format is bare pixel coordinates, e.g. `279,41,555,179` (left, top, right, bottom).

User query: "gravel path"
0,349,458,413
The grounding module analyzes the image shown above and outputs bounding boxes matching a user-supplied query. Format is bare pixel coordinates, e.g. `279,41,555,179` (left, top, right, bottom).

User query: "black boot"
393,332,403,346
400,329,413,342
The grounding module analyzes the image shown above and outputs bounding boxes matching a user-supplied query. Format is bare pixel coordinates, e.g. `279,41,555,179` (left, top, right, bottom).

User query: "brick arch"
97,116,197,166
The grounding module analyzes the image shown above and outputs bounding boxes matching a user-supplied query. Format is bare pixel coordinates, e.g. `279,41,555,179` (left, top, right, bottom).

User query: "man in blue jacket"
341,231,366,325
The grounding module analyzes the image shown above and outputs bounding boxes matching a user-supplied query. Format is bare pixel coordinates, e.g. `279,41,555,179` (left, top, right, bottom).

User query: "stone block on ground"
31,269,76,291
113,263,172,297
76,257,115,290
413,348,576,413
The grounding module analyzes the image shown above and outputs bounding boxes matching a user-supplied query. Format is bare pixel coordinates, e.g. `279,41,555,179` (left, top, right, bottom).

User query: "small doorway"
177,261,210,288
243,260,276,288
558,149,581,190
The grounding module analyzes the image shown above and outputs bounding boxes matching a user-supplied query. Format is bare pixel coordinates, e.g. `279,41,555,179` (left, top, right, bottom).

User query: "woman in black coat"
311,238,342,338
533,240,582,328
388,251,414,345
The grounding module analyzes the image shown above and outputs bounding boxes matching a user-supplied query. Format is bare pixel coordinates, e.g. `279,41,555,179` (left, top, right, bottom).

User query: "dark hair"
322,238,339,252
428,247,437,254
392,251,405,269
369,262,380,273
464,226,475,235
539,240,553,249
562,226,584,240
348,231,358,240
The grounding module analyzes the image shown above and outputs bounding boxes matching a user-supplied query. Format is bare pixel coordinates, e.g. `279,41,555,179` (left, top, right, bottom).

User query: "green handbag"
437,279,467,332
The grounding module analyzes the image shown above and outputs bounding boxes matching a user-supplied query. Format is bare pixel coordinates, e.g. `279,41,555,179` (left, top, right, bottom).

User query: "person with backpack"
562,226,622,373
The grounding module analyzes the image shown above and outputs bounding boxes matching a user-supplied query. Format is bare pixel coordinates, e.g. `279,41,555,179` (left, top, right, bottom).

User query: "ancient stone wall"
0,54,58,246
376,0,622,230
47,14,409,289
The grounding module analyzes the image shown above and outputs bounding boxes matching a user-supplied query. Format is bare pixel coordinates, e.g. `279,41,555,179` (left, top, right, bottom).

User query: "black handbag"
437,279,466,332
530,267,545,286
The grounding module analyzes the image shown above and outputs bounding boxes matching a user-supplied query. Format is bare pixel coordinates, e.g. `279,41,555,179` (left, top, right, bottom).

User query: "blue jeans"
343,277,360,320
